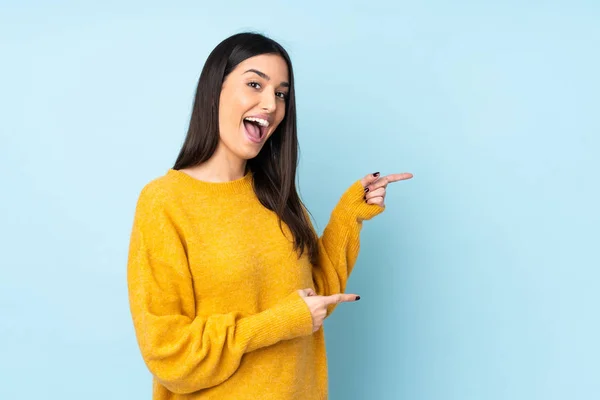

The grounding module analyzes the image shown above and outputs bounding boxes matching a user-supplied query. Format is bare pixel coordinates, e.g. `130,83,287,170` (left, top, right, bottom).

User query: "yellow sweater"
127,169,384,399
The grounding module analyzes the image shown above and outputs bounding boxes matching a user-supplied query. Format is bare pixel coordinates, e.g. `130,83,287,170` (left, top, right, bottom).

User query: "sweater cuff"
240,291,313,353
332,179,385,223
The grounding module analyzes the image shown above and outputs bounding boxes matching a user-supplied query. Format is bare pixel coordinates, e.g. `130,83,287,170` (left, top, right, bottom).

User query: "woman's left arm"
311,172,413,317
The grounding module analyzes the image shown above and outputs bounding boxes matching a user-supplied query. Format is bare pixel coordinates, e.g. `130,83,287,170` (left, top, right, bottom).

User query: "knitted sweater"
127,169,384,399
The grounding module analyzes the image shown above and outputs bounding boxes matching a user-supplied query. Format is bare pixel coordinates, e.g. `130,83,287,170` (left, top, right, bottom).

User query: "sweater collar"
167,169,254,195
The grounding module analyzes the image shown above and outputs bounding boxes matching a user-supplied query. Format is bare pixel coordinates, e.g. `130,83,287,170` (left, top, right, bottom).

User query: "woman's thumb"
297,288,316,297
360,171,381,187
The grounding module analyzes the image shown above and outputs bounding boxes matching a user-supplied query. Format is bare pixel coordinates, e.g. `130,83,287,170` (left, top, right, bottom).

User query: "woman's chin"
239,133,266,158
236,145,263,161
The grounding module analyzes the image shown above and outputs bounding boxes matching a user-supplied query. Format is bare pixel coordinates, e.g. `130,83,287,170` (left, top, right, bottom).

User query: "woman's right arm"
126,185,314,395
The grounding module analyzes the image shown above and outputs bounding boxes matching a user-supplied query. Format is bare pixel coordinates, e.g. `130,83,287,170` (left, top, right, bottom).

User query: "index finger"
386,172,413,182
369,173,413,189
324,293,360,305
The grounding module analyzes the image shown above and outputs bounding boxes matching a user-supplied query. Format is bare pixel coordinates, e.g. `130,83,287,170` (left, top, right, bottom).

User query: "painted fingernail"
364,187,369,193
355,295,361,301
373,172,380,177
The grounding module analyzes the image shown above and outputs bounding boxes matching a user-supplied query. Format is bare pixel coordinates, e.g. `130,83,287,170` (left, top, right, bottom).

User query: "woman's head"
174,32,297,168
219,53,289,161
174,32,317,264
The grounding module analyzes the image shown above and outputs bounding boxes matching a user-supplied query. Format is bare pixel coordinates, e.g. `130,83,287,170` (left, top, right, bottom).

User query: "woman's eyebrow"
243,69,290,88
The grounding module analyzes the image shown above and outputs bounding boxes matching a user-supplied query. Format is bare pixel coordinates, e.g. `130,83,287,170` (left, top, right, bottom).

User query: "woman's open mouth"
243,116,269,143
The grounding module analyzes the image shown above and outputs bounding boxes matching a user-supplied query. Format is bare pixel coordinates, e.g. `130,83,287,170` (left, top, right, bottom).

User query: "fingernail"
373,172,380,177
355,295,361,301
364,187,369,193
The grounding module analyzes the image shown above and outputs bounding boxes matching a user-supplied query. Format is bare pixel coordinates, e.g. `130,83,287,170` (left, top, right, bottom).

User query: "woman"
127,32,412,399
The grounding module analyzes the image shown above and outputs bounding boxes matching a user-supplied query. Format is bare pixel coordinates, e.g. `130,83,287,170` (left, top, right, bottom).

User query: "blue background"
1,1,598,399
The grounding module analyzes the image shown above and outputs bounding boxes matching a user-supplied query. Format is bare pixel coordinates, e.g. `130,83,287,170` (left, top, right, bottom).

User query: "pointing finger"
385,173,413,183
324,293,361,305
367,173,413,190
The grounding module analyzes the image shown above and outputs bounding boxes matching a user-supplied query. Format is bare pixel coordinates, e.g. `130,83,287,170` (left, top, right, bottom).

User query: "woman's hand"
361,172,413,207
297,288,360,333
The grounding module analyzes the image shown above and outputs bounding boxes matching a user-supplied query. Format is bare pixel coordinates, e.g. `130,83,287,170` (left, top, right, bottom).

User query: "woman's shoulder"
135,170,180,209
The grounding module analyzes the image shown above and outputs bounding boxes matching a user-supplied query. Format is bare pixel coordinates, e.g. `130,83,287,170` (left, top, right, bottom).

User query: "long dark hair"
173,32,318,265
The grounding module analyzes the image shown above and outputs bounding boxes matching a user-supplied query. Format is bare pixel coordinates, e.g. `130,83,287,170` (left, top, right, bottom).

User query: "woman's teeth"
244,117,269,127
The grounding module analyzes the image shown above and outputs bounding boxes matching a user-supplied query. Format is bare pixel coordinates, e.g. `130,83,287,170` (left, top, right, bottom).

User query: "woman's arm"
311,172,412,316
310,179,385,317
127,186,313,395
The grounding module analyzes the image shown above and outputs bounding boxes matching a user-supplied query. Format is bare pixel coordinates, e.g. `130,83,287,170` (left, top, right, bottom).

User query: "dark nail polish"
364,187,369,193
373,172,380,177
355,295,361,301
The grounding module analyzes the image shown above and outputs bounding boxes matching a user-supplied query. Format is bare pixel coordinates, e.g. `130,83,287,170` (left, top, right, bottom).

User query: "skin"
181,54,414,332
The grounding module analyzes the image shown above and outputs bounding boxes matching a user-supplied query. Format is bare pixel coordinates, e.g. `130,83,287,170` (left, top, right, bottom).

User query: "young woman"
127,32,412,399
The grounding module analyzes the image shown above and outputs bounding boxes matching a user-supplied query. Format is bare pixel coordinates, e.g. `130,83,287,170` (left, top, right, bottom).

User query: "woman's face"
218,54,289,161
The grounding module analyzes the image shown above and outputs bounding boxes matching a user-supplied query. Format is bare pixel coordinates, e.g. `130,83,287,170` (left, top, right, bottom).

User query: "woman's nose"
260,92,277,112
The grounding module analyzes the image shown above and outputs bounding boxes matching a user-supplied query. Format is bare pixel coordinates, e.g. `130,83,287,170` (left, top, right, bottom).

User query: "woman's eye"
248,81,286,100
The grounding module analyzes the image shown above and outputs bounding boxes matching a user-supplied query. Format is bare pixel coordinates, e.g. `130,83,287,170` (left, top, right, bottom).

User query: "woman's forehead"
233,54,289,82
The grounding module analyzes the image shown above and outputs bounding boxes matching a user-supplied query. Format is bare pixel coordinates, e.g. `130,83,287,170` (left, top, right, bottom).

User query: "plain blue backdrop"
1,1,598,399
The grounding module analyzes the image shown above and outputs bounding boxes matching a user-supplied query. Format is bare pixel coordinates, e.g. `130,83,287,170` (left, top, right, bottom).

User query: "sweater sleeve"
311,180,385,316
126,185,314,395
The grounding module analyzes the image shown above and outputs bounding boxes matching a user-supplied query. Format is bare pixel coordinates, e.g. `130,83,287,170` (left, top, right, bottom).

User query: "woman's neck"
180,146,247,183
